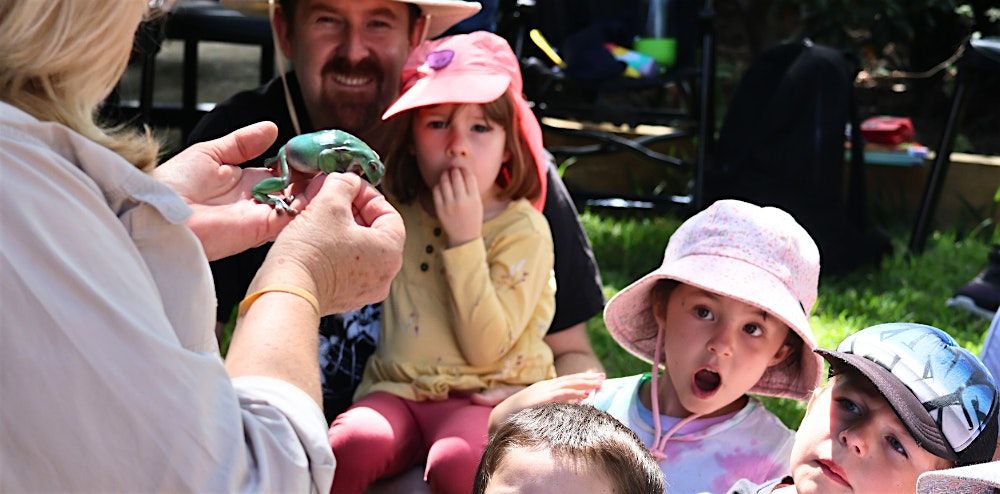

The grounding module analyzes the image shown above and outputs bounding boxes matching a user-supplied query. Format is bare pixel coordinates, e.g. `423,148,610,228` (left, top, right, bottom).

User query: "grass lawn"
579,210,999,429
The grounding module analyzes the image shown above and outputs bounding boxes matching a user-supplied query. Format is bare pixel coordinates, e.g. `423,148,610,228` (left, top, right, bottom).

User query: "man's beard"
317,55,397,135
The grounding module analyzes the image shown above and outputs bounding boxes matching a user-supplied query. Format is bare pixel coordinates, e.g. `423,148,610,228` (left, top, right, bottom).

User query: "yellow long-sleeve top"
355,198,557,402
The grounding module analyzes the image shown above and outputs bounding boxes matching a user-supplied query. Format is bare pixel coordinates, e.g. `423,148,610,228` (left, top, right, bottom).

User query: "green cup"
634,37,677,71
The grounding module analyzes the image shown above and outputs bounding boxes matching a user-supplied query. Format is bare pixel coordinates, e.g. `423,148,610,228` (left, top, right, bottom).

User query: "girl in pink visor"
488,199,826,493
328,31,555,494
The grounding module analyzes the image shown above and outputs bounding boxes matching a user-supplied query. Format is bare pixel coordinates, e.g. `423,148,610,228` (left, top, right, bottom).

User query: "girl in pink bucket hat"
328,31,555,494
488,199,825,492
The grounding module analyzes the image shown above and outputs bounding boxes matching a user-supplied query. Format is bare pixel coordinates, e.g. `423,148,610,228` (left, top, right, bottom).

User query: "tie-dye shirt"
585,374,794,493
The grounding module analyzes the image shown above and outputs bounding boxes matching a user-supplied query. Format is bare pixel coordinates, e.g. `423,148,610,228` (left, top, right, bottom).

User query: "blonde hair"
0,0,158,170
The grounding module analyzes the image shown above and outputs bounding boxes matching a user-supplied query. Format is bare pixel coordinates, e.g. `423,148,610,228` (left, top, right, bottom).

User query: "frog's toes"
269,196,298,214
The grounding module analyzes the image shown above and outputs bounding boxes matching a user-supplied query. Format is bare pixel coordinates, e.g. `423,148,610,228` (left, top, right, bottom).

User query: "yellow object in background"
219,0,270,16
529,29,566,68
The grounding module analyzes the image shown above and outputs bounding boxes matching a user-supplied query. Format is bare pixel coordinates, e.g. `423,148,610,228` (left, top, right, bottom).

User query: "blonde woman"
0,0,404,492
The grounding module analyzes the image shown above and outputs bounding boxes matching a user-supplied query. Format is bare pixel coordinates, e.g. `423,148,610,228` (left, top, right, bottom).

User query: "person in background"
0,0,404,491
948,245,1000,319
187,0,606,427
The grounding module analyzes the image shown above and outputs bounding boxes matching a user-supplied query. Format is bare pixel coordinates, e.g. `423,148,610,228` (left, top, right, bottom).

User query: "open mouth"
817,459,850,488
692,368,721,397
332,73,373,87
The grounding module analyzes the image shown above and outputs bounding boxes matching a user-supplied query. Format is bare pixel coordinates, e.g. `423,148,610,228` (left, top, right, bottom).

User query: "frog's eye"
366,160,383,186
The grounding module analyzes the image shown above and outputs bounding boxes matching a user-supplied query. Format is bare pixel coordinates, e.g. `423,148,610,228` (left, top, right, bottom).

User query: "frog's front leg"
317,147,383,185
252,151,296,213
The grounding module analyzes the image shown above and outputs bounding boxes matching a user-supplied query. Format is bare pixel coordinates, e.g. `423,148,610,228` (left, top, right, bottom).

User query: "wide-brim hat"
382,31,548,209
399,0,482,39
816,323,999,466
603,200,824,401
917,462,1000,494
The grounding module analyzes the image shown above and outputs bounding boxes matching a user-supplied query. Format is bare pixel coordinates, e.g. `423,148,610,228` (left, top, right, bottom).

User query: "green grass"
580,210,998,429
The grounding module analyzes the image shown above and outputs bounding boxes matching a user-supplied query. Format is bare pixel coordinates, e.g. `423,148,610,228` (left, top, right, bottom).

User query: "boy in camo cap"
729,322,999,494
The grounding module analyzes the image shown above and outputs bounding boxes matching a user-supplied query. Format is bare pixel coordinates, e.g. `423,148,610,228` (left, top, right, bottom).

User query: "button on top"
425,245,434,254
433,227,442,237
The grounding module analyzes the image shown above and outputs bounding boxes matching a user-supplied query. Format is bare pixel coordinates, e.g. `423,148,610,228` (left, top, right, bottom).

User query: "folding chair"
499,0,716,210
106,0,274,141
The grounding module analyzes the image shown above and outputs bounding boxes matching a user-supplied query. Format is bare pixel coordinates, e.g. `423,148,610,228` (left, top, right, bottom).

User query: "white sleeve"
0,139,334,492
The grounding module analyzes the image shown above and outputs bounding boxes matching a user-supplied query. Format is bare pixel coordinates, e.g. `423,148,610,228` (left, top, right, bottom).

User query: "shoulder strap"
268,0,302,136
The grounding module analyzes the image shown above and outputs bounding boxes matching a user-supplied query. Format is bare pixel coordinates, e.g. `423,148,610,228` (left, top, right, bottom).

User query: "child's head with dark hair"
474,403,664,494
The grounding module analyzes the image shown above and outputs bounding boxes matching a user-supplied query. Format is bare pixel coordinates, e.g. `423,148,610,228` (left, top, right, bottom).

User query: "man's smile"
332,73,374,87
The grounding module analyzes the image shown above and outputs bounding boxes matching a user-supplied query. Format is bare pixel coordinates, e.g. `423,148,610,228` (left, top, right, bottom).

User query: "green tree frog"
253,129,385,212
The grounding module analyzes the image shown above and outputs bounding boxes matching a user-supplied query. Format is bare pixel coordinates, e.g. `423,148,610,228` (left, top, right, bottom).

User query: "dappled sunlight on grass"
812,231,996,354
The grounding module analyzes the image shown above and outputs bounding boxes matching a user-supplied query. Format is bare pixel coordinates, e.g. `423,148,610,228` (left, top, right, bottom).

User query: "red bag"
860,116,915,145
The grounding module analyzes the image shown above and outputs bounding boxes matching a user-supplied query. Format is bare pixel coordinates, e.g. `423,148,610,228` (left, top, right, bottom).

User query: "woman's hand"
249,172,405,315
154,121,312,261
227,172,403,405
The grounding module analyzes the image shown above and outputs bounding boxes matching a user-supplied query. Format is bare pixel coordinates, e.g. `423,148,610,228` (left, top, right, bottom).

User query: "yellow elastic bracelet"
238,284,320,317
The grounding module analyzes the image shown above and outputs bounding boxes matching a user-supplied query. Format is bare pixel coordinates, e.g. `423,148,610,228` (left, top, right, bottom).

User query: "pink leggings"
328,392,491,494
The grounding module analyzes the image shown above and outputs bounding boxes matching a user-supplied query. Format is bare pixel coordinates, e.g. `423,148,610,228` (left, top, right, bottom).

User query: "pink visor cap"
382,31,547,210
603,199,824,400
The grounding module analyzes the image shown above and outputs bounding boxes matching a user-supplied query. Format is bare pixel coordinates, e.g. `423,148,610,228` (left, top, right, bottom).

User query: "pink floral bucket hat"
604,199,823,401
